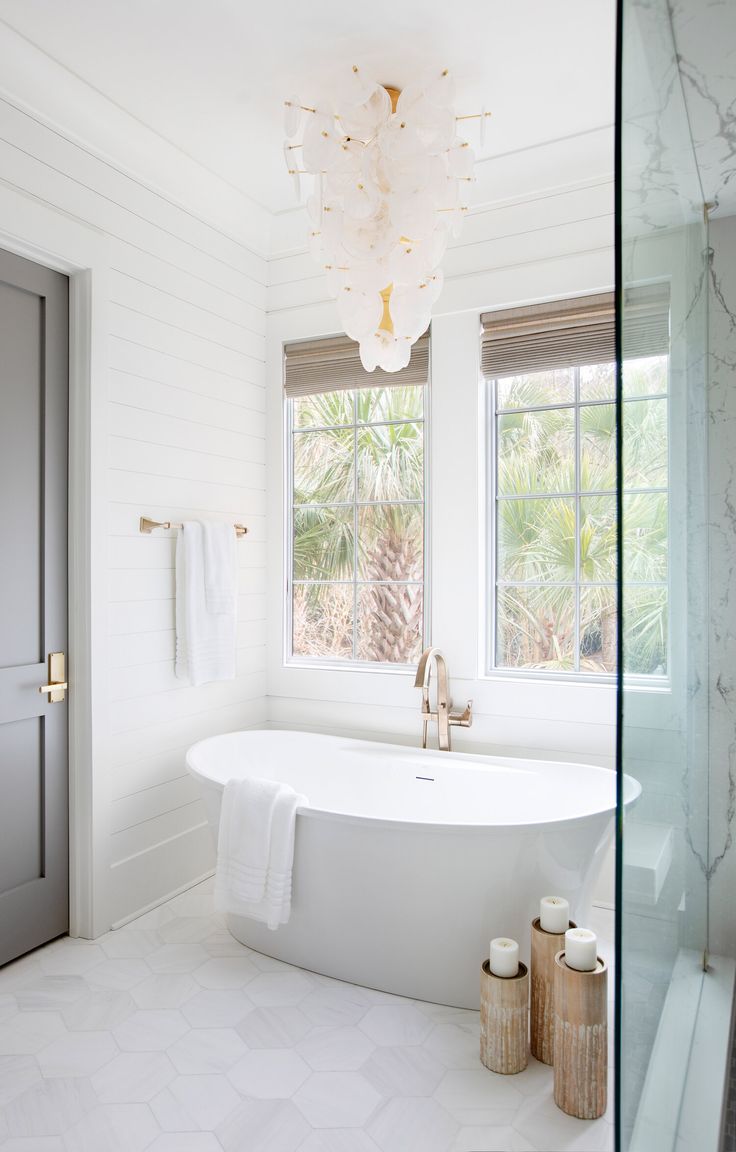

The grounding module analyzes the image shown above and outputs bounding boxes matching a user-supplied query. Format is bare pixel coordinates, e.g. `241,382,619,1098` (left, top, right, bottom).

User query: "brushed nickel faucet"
414,647,473,751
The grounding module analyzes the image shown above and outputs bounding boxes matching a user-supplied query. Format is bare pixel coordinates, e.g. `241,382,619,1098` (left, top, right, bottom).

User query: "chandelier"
283,67,490,372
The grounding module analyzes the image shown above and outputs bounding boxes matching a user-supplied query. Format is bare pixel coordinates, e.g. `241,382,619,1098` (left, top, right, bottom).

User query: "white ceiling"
0,0,616,214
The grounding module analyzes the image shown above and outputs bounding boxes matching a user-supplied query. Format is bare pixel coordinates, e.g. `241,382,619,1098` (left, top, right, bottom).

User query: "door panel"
0,281,41,669
0,718,43,894
0,247,69,966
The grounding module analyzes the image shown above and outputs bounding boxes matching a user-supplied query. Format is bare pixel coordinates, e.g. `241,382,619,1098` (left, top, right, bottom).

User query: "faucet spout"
413,646,439,690
413,647,459,751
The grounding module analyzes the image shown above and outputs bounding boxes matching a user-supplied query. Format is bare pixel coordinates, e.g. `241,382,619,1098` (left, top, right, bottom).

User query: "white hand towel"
175,520,237,686
215,778,307,931
202,521,237,615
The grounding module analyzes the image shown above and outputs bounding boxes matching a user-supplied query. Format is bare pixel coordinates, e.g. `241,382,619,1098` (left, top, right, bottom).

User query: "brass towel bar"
139,516,248,537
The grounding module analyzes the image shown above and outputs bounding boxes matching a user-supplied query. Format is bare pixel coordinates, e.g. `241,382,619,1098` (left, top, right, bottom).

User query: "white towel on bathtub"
215,778,307,930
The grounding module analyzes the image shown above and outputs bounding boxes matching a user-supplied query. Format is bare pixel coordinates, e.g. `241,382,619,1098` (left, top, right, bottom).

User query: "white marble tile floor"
0,882,614,1152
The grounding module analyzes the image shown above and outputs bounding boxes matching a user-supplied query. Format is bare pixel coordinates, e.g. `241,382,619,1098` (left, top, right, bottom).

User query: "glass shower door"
617,0,709,1148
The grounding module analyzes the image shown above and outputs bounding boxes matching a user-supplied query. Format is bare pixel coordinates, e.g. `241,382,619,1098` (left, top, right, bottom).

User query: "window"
483,292,669,680
284,334,429,667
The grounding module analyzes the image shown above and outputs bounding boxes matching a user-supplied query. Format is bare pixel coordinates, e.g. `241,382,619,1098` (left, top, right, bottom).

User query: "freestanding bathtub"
186,729,639,1008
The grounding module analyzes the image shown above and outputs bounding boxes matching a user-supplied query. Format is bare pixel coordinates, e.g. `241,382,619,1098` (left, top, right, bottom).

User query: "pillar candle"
489,937,519,978
564,928,598,972
540,896,570,934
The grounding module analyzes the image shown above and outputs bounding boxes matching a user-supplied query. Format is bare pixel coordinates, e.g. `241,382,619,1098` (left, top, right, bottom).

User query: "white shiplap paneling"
0,90,268,928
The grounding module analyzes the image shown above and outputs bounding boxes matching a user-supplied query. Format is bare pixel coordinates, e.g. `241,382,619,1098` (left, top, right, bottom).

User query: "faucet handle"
449,699,473,727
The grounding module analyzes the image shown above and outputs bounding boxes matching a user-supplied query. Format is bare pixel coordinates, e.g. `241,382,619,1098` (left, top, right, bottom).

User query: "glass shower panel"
618,1,709,1149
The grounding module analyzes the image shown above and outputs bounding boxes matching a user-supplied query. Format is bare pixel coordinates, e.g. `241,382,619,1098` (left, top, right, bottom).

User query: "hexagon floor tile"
0,880,614,1151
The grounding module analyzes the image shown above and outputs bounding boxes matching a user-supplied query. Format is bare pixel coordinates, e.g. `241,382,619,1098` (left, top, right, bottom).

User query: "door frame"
0,184,110,939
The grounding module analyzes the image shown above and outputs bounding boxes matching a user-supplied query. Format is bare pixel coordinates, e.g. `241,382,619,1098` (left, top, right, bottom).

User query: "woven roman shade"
481,293,616,379
621,283,670,360
284,331,430,398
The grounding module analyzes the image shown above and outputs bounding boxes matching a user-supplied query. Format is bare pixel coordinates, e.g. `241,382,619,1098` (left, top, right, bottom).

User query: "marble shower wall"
670,0,736,215
707,214,736,960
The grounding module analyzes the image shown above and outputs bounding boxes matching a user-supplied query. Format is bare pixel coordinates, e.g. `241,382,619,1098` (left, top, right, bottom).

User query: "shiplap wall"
0,91,268,927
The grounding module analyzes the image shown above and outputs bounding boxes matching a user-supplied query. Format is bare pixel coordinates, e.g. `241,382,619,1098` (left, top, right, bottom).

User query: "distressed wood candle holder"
480,959,529,1075
552,951,608,1119
530,916,577,1065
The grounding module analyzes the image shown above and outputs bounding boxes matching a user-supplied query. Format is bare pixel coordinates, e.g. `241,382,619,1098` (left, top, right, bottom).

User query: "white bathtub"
186,729,639,1008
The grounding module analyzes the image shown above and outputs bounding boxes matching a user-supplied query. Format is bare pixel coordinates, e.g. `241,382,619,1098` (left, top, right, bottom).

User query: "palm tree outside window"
284,334,429,667
483,292,669,680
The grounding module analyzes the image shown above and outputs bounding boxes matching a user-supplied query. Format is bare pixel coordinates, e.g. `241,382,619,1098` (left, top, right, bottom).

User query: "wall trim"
0,182,111,939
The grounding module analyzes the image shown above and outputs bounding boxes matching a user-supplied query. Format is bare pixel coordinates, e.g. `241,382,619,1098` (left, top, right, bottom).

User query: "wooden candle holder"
530,916,576,1065
552,951,608,1119
480,959,529,1075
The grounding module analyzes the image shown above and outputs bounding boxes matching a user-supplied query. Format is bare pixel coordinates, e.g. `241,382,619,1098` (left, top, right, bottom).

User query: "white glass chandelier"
283,67,490,372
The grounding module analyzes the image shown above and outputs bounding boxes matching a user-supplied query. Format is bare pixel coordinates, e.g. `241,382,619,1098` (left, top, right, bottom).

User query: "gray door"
0,248,69,965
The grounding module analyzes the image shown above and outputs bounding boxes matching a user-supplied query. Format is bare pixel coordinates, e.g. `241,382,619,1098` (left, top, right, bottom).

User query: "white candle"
564,928,598,972
489,937,519,978
540,896,570,934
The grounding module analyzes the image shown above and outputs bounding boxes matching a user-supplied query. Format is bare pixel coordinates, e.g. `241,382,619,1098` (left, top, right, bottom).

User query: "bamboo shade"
481,286,669,379
284,332,430,397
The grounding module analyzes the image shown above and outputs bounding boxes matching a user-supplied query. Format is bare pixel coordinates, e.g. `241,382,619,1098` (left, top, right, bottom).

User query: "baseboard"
108,821,216,930
110,867,216,931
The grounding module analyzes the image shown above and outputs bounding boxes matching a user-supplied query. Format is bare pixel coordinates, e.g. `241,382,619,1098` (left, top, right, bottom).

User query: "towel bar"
139,516,248,537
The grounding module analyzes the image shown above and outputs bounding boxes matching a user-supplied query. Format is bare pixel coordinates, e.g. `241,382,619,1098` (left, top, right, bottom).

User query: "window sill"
284,657,417,677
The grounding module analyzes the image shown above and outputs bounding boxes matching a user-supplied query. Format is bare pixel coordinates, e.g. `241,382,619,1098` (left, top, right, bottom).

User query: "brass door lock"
39,652,67,703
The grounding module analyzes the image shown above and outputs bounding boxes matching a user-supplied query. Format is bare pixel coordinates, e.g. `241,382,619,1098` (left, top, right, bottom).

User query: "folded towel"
175,521,237,686
202,521,237,615
215,778,307,930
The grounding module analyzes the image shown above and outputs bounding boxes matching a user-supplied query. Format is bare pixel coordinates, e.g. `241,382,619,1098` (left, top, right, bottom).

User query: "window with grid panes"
483,293,669,679
284,335,428,667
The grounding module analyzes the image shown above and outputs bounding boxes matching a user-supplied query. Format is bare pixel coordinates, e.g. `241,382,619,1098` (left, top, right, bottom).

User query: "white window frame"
485,361,672,686
284,383,431,673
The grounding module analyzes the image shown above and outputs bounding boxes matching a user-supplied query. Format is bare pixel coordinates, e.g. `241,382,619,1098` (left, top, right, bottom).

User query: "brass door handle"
39,652,67,702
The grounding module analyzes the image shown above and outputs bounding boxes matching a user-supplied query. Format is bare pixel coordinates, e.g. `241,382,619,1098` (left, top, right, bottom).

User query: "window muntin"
489,355,669,679
288,385,426,667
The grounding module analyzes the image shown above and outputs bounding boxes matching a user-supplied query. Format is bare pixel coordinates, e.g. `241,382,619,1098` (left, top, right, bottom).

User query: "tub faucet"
414,647,473,751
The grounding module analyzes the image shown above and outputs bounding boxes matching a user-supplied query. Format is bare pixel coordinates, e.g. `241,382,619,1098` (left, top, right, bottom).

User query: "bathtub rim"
185,727,641,835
